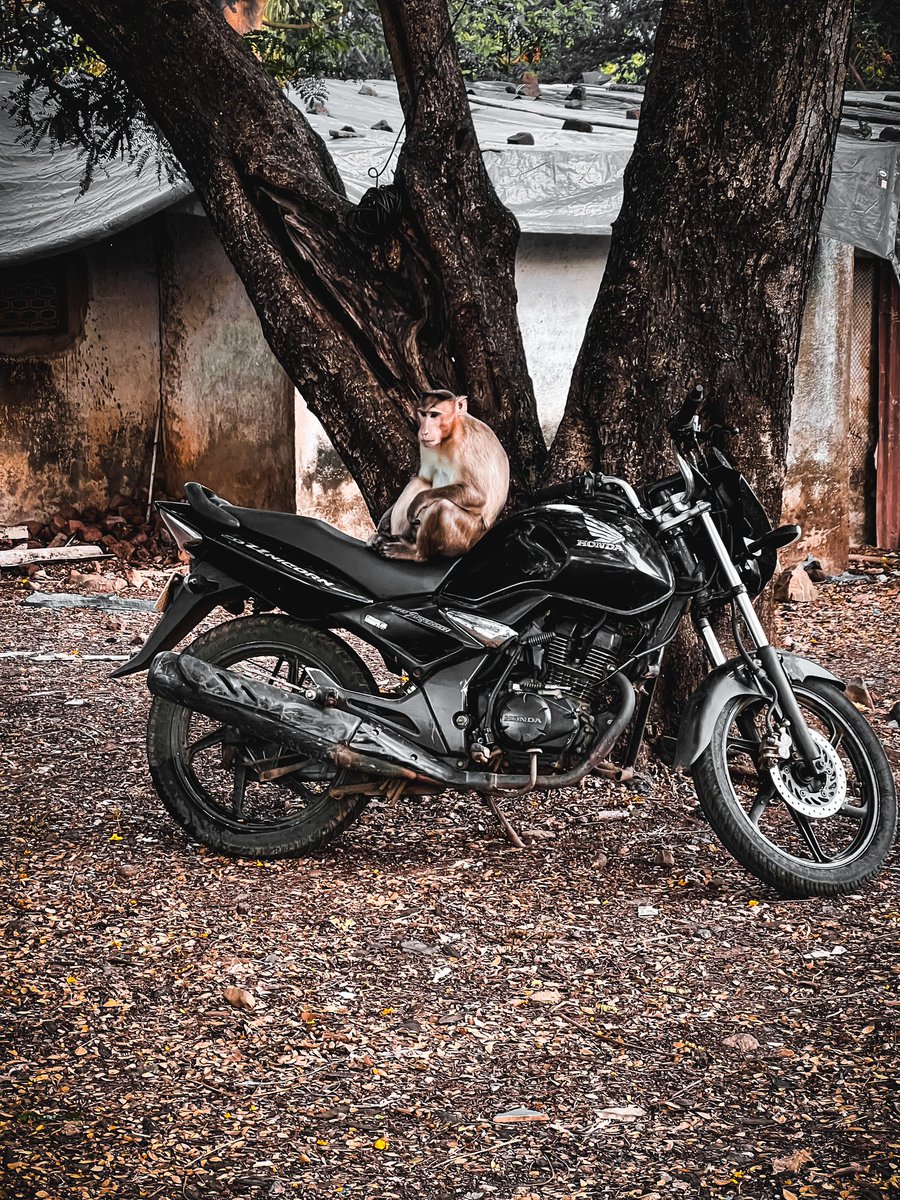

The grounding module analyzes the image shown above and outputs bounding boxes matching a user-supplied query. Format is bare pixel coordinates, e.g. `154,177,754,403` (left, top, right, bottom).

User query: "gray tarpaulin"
0,72,192,267
1,72,899,266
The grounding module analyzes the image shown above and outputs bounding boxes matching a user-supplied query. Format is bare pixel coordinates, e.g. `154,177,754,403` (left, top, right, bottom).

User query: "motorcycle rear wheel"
147,614,377,859
693,678,897,898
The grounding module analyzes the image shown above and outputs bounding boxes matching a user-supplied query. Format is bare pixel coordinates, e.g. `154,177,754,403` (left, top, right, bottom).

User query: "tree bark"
550,0,852,718
47,0,545,515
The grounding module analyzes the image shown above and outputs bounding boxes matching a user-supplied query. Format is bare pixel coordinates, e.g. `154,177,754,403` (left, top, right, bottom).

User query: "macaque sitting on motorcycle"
372,390,509,562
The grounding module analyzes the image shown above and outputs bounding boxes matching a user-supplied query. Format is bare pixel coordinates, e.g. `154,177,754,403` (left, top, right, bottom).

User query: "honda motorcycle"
115,386,897,897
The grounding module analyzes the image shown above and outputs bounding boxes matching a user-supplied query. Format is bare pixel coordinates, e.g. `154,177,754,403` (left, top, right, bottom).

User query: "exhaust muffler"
147,652,451,782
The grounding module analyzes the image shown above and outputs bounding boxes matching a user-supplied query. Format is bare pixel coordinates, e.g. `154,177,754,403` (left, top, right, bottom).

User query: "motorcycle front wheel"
147,614,377,859
693,678,897,898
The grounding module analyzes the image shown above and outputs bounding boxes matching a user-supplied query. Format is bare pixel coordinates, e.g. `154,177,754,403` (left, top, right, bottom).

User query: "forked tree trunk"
47,0,546,516
551,0,853,718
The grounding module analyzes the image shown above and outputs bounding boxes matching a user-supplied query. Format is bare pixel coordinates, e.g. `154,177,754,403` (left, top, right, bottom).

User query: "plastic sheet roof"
1,71,899,267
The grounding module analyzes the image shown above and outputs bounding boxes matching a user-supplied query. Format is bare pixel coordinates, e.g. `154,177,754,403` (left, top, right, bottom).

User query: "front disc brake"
770,728,847,819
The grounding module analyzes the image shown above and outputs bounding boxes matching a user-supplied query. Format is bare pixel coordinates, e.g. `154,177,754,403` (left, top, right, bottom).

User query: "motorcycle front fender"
672,652,844,770
110,560,249,678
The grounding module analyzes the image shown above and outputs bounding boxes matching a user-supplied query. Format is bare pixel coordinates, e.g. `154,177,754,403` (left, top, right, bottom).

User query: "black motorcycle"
115,386,897,897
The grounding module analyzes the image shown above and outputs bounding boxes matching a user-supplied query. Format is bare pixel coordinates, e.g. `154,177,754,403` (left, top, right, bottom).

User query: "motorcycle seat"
229,506,456,600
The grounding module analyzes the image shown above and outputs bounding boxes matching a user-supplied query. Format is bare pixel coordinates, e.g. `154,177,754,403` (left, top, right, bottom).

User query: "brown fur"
372,392,509,562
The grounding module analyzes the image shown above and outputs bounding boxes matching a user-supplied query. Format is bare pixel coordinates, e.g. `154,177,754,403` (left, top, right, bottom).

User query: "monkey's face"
416,397,465,448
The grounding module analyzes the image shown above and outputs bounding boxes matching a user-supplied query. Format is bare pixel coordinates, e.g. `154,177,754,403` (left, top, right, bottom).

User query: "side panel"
673,653,845,769
110,560,247,677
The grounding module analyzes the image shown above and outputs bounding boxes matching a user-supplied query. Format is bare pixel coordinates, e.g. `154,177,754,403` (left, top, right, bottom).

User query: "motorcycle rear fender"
109,560,249,678
673,653,844,770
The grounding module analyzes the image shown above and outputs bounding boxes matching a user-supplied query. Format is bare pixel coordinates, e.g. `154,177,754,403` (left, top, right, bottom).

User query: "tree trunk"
47,0,545,516
550,0,852,719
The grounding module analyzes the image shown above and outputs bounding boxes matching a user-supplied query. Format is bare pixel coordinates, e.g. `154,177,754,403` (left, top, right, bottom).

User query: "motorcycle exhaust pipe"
147,653,635,794
147,652,450,783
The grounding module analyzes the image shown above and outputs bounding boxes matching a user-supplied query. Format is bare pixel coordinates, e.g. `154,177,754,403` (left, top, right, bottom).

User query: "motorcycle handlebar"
667,383,704,434
530,479,573,503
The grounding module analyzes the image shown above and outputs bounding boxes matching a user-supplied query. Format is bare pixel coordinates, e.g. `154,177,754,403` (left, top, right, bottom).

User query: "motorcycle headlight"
161,510,202,553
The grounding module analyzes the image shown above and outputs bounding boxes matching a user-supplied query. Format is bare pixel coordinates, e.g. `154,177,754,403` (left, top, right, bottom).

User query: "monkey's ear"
456,394,468,413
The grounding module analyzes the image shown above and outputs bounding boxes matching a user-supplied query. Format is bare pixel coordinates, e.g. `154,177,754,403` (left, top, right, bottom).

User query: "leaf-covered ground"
1,568,899,1200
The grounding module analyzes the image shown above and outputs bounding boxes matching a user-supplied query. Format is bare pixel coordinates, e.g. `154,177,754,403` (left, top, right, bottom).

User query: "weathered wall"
780,238,854,573
0,226,160,523
159,214,295,511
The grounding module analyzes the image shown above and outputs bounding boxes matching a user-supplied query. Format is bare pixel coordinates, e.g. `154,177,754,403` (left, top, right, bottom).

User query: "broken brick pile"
12,491,177,565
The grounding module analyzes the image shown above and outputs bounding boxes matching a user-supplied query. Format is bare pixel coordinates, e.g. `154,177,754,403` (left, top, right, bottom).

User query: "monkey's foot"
377,540,423,562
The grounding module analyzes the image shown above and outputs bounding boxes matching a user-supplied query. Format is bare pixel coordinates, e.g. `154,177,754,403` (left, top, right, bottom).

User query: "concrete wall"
159,214,295,511
0,213,296,522
780,238,854,572
0,226,160,523
298,233,856,574
515,234,609,439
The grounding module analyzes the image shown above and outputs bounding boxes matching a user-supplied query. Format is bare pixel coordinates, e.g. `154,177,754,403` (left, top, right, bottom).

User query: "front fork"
693,511,824,774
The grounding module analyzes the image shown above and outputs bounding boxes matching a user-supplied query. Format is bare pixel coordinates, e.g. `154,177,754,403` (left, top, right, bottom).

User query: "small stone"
596,1105,646,1121
625,107,641,119
653,848,675,867
774,564,818,603
358,83,377,96
507,131,535,145
494,1106,549,1124
370,119,393,132
116,864,139,880
562,118,592,133
529,988,563,1005
637,905,659,918
592,852,609,869
724,1032,760,1053
223,985,256,1012
68,571,124,595
401,939,436,956
845,676,876,711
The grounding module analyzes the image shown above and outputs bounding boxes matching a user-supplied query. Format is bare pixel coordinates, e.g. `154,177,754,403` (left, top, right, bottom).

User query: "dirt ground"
1,564,899,1200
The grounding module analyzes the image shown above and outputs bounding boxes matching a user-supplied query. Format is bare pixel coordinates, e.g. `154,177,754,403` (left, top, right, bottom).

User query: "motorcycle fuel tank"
439,498,675,614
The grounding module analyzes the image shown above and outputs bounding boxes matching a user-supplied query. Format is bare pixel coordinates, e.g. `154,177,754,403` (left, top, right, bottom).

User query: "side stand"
480,792,531,849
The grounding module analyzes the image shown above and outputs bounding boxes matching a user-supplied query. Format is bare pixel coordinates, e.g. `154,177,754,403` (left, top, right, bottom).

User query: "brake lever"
699,423,739,449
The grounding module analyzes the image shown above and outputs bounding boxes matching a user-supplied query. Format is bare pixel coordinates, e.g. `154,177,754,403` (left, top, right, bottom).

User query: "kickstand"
481,792,531,849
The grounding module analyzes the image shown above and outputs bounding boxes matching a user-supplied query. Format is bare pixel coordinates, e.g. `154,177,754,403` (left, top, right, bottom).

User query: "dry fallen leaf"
596,1105,646,1121
723,1032,760,1053
223,985,256,1011
773,1148,813,1173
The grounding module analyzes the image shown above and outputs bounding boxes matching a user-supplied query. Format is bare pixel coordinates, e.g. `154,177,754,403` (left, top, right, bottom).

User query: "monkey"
220,0,268,35
371,390,509,562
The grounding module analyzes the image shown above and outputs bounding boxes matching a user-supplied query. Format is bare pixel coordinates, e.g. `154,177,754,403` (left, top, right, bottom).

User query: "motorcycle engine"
496,691,581,754
486,616,640,767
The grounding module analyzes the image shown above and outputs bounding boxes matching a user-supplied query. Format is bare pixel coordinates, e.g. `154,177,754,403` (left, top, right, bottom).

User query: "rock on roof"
1,72,898,267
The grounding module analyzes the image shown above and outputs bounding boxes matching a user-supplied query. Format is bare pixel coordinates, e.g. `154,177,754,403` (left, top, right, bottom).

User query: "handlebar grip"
667,384,704,432
531,479,573,503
